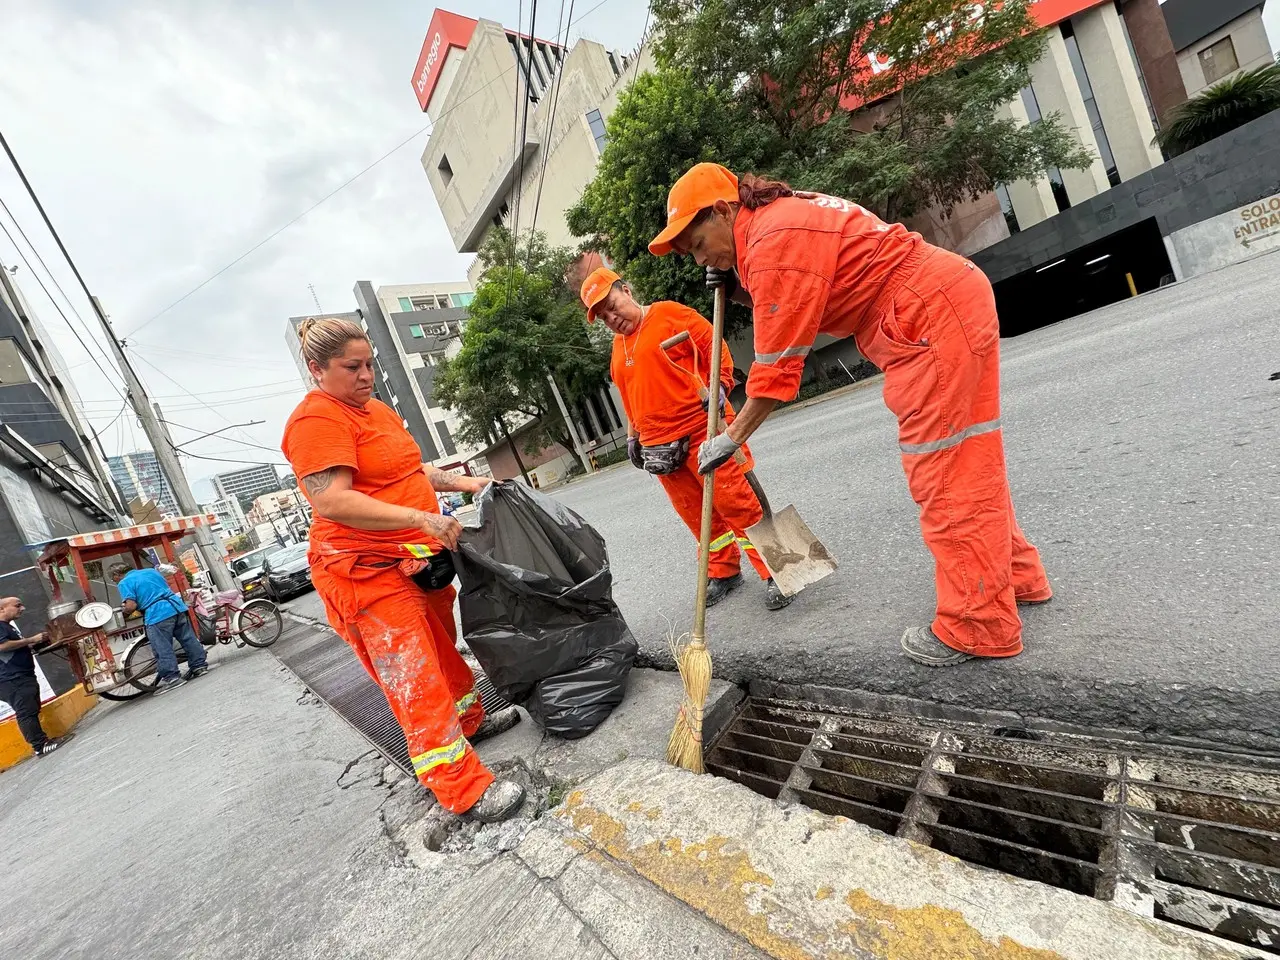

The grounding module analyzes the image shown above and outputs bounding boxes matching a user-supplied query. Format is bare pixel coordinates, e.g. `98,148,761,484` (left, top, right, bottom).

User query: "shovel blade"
746,504,837,598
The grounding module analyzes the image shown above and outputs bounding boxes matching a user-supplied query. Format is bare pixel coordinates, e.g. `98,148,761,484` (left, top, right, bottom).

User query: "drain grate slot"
709,695,1280,953
271,619,511,777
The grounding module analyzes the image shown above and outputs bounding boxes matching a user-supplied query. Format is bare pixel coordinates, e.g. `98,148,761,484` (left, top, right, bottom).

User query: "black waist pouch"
410,551,457,591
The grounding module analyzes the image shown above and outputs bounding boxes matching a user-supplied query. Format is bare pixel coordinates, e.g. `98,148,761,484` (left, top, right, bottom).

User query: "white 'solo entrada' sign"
1233,194,1280,248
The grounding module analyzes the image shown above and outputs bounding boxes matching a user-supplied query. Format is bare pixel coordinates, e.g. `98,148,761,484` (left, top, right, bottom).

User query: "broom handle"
692,286,727,643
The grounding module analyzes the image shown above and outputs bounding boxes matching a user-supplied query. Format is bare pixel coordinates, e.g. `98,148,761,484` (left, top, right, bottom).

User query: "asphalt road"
547,252,1280,747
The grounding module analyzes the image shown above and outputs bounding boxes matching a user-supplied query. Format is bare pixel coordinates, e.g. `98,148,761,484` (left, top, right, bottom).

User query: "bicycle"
121,588,283,694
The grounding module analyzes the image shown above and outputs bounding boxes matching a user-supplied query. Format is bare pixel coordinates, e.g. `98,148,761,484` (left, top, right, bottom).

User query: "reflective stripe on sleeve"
899,418,1002,455
755,345,811,365
411,734,468,776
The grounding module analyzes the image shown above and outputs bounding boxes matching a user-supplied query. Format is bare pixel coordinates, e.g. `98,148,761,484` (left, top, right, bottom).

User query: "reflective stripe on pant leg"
708,532,735,552
455,692,477,715
899,418,1002,455
706,457,771,581
657,461,742,579
412,734,468,776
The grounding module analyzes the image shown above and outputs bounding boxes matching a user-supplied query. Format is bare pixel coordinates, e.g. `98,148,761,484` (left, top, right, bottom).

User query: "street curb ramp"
553,759,1255,960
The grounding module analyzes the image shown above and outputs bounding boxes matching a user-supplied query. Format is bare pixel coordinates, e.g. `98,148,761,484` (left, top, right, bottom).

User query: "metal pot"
48,599,81,620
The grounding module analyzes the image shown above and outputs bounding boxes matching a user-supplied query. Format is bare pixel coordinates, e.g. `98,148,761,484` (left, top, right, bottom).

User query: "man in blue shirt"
0,596,69,756
110,563,207,692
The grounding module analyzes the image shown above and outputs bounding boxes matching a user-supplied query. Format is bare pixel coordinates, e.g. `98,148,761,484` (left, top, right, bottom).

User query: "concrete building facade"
212,464,280,506
1163,0,1275,97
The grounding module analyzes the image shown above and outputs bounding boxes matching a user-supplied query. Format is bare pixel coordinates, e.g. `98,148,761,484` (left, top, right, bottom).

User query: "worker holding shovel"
649,164,1052,667
580,266,791,612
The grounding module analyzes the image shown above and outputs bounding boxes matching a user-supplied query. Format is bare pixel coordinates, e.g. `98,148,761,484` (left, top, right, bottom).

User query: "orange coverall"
282,391,493,812
611,301,771,581
736,195,1050,657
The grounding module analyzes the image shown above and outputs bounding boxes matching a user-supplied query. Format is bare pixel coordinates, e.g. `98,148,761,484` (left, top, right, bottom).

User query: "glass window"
994,184,1020,235
1047,167,1071,212
450,292,475,308
409,324,424,338
1198,37,1239,85
1062,23,1121,187
586,108,608,153
1019,85,1042,124
398,297,413,311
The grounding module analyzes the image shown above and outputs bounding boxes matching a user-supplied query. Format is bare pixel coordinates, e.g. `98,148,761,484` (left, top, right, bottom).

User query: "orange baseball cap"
580,266,621,323
648,163,740,256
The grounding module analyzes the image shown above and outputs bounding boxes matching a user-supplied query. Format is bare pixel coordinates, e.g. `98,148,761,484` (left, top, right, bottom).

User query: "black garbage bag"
454,481,637,739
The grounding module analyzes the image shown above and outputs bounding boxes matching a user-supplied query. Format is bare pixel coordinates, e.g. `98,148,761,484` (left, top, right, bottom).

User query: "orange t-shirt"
281,391,442,551
610,301,735,446
735,194,925,402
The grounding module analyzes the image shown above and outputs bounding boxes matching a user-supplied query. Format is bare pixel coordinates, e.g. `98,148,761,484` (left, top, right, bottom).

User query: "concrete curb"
555,759,1254,960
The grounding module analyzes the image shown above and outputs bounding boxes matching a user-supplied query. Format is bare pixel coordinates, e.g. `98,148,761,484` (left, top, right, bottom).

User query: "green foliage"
1154,60,1280,156
433,228,612,455
569,0,1095,293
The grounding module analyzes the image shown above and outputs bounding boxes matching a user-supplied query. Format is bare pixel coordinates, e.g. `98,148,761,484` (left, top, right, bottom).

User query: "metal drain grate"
272,618,511,776
708,697,1280,954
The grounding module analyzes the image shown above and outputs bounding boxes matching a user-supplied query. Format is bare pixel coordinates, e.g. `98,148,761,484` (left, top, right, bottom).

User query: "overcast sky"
0,0,652,500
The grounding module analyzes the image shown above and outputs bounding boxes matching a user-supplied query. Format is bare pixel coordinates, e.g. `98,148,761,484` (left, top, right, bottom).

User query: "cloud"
0,0,650,487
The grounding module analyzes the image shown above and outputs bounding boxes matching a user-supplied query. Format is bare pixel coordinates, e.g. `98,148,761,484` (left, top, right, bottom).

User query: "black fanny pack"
641,437,690,475
410,551,457,591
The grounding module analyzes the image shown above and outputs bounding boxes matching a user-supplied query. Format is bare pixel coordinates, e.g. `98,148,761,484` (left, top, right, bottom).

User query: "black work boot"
764,578,793,611
704,573,743,608
470,706,521,744
900,626,977,667
466,779,527,824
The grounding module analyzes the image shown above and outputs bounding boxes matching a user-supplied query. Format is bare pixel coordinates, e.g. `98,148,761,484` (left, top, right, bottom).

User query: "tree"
569,0,1093,295
1154,60,1280,156
433,228,612,458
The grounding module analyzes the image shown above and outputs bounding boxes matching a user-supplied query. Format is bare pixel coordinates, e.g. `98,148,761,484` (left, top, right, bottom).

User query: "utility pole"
546,374,594,475
96,302,236,592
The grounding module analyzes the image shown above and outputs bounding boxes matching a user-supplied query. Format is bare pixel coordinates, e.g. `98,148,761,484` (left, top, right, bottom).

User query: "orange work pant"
313,561,493,812
859,249,1050,657
657,446,772,581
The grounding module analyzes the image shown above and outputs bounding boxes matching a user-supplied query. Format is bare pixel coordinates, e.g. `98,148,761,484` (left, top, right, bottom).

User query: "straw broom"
668,283,729,774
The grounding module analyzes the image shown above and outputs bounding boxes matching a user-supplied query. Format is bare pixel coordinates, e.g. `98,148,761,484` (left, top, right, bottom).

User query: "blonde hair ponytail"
298,316,368,376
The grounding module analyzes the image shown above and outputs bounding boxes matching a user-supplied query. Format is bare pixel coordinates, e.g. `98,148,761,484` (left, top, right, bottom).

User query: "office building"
107,451,180,517
212,463,281,506
203,497,248,538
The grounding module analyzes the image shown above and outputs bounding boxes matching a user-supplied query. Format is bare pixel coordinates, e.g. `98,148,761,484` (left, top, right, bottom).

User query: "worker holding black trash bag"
283,317,523,824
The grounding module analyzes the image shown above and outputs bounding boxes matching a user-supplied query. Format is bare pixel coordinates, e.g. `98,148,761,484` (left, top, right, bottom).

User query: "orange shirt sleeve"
282,406,358,482
744,267,831,403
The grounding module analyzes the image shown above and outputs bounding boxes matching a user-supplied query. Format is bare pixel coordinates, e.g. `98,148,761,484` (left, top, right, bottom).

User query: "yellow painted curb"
0,686,97,770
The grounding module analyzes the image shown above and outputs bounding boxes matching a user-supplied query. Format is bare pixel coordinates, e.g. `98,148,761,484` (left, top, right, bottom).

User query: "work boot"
764,578,793,611
1015,585,1054,606
900,626,977,667
704,573,743,608
466,779,527,824
470,706,521,744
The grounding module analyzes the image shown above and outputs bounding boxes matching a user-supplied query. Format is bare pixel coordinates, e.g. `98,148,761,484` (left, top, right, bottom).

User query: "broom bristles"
667,628,711,773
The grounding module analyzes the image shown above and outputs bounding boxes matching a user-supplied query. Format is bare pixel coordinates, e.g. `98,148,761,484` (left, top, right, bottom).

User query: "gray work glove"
697,431,742,475
627,437,645,471
705,267,738,297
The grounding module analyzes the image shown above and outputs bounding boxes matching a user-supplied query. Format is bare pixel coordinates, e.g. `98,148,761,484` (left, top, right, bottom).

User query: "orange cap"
648,163,740,256
579,266,621,323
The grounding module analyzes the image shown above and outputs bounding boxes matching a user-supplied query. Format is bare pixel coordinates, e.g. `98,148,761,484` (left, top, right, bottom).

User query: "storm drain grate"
272,618,511,777
708,697,1280,954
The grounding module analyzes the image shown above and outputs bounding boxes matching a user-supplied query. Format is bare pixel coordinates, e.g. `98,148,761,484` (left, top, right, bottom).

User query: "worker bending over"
283,317,524,823
649,164,1051,666
580,267,790,611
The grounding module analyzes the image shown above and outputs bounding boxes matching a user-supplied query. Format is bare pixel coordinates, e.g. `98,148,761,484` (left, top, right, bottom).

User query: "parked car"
229,545,280,598
261,543,312,601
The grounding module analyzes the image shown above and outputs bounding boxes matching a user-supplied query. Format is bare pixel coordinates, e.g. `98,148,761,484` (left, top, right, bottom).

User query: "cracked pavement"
0,647,762,960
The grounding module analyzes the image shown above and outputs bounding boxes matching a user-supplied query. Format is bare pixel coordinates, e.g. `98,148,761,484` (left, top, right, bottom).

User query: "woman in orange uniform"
282,317,524,822
581,267,790,611
649,164,1051,667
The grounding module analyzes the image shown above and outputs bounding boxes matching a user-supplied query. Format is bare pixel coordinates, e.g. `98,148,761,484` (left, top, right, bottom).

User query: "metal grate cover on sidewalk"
707,697,1280,954
272,618,511,777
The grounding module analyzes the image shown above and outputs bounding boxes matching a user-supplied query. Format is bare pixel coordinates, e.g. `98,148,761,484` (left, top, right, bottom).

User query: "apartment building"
108,451,180,516
212,463,281,506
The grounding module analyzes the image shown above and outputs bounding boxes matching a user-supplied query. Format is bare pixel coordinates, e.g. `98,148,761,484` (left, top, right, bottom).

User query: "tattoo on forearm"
303,469,336,495
407,509,428,528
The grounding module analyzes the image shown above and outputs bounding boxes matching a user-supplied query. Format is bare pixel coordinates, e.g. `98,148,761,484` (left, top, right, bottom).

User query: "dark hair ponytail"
738,173,795,210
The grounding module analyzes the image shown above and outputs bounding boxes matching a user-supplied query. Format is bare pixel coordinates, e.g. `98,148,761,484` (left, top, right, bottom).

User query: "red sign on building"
411,10,479,112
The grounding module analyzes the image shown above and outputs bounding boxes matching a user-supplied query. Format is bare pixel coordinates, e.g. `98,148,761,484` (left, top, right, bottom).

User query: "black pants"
0,674,47,750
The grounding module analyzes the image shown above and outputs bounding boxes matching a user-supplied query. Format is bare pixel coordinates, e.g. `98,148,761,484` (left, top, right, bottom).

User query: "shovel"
659,316,837,599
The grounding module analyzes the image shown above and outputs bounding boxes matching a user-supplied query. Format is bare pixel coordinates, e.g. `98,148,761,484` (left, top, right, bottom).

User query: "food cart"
31,514,218,702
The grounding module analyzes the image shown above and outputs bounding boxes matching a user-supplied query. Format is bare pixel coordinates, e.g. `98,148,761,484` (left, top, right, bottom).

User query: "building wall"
212,464,280,504
971,107,1280,283
1166,188,1280,277
376,281,473,318
1121,0,1188,126
1176,9,1275,96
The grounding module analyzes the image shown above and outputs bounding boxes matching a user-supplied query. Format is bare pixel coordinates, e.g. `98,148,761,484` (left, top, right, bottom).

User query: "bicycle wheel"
235,599,283,648
124,637,190,693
